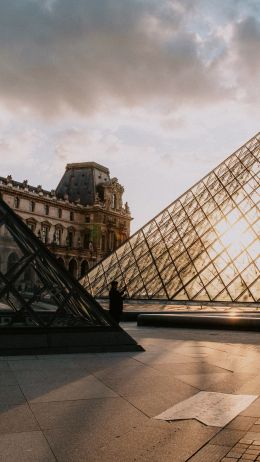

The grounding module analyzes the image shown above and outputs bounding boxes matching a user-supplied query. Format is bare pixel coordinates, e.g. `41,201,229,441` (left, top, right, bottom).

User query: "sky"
0,0,259,232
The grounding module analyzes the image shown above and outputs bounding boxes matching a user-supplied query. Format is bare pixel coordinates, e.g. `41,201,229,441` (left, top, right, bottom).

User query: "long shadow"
0,323,260,460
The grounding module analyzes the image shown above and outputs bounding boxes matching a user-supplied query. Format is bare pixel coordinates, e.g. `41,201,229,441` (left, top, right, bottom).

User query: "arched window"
68,259,77,278
80,260,89,277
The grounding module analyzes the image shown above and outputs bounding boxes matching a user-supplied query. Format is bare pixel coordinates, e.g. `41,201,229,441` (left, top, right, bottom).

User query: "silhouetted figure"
109,280,126,323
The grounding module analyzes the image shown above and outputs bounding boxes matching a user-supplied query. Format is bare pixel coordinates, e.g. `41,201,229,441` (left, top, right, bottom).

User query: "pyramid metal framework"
0,196,122,329
82,133,260,304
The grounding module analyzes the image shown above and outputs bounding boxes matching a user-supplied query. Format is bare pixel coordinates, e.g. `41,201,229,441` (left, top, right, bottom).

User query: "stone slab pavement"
1,323,260,461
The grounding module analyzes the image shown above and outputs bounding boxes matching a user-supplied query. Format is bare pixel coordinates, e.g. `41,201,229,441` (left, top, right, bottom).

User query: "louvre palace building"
0,162,131,283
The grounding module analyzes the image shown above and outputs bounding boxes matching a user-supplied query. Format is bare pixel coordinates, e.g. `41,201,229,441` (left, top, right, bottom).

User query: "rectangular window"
44,204,49,215
14,197,20,208
29,201,35,212
70,212,74,221
54,228,62,245
67,231,73,247
58,208,62,218
27,223,35,232
42,226,49,244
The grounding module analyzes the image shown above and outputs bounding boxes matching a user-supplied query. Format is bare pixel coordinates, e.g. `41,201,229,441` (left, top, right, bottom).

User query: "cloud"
0,0,245,117
0,128,40,168
233,17,260,95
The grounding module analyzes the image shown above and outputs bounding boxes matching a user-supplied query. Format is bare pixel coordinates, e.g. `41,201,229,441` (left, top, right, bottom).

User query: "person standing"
109,280,126,323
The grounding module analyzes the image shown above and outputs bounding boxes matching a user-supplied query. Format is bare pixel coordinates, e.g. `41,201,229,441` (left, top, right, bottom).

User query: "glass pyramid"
82,133,260,304
0,196,123,329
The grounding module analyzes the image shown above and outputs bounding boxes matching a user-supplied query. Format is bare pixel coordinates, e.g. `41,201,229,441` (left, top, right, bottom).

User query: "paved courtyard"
1,323,260,461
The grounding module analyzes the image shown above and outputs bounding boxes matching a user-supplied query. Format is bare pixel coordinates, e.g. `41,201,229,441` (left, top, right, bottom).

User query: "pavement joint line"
91,371,152,420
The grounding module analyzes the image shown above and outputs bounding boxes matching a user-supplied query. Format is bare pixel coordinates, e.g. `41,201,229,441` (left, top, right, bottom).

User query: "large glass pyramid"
0,196,141,352
82,133,260,305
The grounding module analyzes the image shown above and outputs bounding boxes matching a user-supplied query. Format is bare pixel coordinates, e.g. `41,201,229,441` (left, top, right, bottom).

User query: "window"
29,201,35,212
83,230,91,249
109,232,116,251
44,204,49,215
101,234,106,252
111,193,116,209
14,197,20,208
58,208,62,219
27,222,35,233
41,226,49,244
67,231,73,247
54,228,62,245
85,215,90,223
70,211,74,221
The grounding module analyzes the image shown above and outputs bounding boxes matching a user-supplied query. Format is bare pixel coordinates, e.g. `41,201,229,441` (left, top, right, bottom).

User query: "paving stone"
0,404,39,434
250,426,260,433
242,398,260,417
188,444,230,461
44,418,217,462
30,396,148,432
0,362,11,371
175,372,231,389
221,458,239,462
240,454,257,460
123,386,197,417
244,433,260,443
152,361,228,377
0,385,25,405
227,449,246,457
238,375,260,395
13,368,94,385
0,370,18,386
210,429,245,447
20,375,117,403
94,364,197,397
0,431,55,462
227,416,257,431
204,373,256,394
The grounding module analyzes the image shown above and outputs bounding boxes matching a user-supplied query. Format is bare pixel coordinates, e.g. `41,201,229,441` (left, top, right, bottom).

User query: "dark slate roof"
55,162,110,206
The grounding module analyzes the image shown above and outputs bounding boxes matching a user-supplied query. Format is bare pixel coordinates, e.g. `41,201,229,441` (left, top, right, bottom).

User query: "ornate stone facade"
0,162,131,279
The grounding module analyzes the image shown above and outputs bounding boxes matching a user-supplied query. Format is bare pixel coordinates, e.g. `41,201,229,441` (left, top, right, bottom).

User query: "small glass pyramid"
0,197,118,328
82,133,260,304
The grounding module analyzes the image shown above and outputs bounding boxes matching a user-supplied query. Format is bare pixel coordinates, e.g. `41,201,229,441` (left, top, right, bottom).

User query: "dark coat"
109,287,125,322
